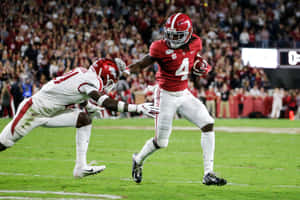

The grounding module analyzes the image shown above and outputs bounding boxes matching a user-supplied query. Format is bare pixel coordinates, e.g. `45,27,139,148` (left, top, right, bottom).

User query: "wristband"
97,95,109,106
128,104,137,112
117,101,125,112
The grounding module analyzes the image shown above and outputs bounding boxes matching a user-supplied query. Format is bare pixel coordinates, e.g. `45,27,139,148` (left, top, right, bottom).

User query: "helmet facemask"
164,28,192,49
103,78,115,93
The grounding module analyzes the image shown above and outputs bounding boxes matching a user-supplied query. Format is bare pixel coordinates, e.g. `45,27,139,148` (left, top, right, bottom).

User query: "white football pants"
154,88,214,147
0,98,81,147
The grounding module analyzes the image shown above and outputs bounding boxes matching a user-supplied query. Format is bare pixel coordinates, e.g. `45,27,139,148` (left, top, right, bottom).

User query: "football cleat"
132,153,143,183
202,172,227,186
0,142,7,152
73,165,106,178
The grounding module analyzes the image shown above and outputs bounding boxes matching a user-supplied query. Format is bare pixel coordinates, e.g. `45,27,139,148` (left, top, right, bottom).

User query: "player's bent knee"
76,112,92,128
155,139,169,148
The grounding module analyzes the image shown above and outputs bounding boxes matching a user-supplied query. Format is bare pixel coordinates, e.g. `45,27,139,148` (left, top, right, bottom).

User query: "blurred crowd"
0,0,299,119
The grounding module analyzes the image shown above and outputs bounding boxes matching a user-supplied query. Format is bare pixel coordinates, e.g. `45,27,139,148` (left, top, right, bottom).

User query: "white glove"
86,101,104,119
114,58,130,76
129,102,160,118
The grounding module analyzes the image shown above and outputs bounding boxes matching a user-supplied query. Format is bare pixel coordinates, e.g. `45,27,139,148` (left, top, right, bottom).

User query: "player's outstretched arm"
88,91,159,118
128,54,155,73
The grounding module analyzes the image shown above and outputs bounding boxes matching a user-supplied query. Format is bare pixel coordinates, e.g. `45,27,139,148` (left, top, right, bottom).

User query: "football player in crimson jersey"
129,13,226,185
0,58,159,178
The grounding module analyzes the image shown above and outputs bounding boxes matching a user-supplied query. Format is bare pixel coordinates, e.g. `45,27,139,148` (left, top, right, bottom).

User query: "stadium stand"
0,0,299,119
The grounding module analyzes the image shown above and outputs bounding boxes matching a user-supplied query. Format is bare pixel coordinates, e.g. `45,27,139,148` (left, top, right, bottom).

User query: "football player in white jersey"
0,58,159,178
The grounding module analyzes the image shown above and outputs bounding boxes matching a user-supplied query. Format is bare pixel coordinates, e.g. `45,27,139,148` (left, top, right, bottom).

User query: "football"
192,52,212,76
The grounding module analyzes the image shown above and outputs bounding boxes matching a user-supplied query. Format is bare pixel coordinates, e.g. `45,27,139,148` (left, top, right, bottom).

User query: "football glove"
114,58,130,76
86,100,104,119
129,103,160,118
137,103,160,118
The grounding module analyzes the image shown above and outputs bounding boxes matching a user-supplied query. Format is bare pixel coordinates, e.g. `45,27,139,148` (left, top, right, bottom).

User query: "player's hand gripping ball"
192,52,211,76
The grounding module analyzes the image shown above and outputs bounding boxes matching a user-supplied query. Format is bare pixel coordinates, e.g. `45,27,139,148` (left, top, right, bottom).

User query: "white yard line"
120,178,300,188
95,126,300,134
0,172,69,179
0,190,122,200
0,197,103,200
2,172,297,189
2,154,299,172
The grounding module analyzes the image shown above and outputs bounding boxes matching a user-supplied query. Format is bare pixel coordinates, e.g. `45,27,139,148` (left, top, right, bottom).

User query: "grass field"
0,118,299,200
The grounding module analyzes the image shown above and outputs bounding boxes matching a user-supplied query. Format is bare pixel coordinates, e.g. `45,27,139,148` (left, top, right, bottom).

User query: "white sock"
75,124,92,168
201,131,215,175
135,138,158,165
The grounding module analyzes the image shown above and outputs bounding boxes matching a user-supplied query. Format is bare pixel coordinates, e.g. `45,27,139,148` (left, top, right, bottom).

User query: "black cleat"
132,153,143,183
0,142,7,152
202,172,227,186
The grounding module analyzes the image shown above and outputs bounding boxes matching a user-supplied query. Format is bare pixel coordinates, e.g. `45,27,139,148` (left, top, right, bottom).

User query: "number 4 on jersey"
175,58,189,80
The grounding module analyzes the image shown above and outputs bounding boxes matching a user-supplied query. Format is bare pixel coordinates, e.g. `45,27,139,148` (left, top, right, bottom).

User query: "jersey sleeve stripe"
79,67,88,73
77,82,89,93
54,71,79,84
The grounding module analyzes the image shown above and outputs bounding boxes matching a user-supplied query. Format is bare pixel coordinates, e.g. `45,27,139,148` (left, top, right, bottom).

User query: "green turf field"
0,118,299,200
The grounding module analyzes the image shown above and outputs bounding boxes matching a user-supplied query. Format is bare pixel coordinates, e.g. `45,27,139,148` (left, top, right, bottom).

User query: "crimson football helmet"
164,13,193,49
90,58,125,91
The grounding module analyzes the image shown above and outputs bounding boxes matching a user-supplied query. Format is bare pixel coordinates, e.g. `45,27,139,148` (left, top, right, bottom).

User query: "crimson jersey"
150,34,202,91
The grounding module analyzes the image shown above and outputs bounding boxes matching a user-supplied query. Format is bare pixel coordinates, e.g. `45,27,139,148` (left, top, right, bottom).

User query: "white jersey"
32,67,103,116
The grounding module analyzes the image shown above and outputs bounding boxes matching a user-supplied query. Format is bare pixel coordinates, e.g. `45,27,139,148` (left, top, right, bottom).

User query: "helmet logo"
108,67,117,79
180,20,191,30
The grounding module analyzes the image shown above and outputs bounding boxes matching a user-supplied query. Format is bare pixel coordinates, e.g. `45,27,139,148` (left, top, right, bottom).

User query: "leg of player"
0,98,35,152
132,88,176,183
201,123,215,176
132,138,159,183
42,110,106,178
73,112,105,178
201,124,226,186
0,121,13,151
179,91,226,186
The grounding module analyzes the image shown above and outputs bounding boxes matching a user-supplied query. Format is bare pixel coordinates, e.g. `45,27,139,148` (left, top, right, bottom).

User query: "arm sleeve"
78,83,98,95
149,41,162,59
199,40,202,52
197,37,203,52
77,72,103,94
